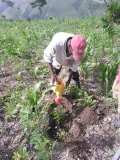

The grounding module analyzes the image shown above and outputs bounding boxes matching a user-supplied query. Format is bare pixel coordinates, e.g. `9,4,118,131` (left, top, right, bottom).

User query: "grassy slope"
0,18,108,59
0,18,119,92
0,18,120,159
0,18,119,61
0,17,120,117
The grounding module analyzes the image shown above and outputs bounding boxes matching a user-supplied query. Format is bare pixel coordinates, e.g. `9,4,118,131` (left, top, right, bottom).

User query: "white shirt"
44,32,79,72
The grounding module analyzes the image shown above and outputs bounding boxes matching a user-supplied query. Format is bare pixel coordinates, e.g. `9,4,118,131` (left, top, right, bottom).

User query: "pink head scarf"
71,35,87,61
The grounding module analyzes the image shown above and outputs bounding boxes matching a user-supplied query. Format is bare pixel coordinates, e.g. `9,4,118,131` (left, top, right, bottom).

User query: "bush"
107,1,120,24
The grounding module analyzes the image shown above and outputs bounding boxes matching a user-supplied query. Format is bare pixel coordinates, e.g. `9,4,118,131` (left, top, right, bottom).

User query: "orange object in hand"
54,96,63,105
52,79,65,97
52,79,65,105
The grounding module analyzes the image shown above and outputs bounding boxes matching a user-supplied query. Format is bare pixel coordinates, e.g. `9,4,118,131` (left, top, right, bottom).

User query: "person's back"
44,32,75,68
50,32,74,43
43,32,87,87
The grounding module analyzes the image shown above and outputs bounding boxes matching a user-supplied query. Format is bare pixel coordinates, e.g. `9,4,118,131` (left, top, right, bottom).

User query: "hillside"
0,0,107,19
0,18,120,159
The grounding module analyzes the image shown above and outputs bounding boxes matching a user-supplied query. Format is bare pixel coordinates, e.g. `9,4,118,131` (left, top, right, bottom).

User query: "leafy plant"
18,83,53,159
30,130,52,160
98,60,119,96
101,17,115,39
102,0,120,45
77,90,96,107
5,88,22,118
104,0,120,24
12,147,29,160
66,86,96,107
49,105,65,124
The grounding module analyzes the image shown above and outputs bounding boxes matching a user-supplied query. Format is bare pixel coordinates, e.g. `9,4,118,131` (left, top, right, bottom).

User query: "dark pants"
72,71,80,88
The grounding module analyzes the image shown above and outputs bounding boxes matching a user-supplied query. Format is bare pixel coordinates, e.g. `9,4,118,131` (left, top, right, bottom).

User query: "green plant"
101,17,115,39
57,129,68,141
18,83,53,159
30,130,52,160
106,0,120,24
12,147,29,160
66,86,96,107
50,106,65,123
101,1,120,46
98,61,119,96
66,85,81,99
5,88,23,118
78,90,96,107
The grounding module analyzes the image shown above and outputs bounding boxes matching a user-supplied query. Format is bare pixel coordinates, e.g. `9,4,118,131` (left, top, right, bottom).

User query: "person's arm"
48,63,55,75
44,39,58,83
48,63,58,83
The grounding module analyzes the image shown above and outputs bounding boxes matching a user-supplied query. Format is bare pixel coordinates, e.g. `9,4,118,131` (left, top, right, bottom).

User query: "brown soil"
0,61,120,160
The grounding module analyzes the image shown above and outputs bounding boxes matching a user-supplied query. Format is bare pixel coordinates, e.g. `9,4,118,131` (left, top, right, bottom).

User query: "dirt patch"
0,60,35,98
0,61,32,159
0,61,17,97
76,107,98,125
52,112,120,160
69,107,98,139
51,93,120,160
0,118,25,159
1,60,120,160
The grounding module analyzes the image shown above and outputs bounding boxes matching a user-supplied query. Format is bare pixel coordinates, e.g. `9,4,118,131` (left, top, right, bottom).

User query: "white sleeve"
43,42,56,63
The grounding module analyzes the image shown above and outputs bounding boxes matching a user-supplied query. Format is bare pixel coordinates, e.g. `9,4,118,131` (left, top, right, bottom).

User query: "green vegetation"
0,17,119,159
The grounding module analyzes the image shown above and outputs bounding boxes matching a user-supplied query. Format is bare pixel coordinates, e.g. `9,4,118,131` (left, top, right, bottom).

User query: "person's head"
69,35,87,62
